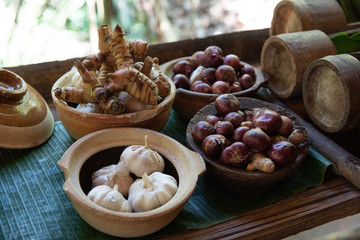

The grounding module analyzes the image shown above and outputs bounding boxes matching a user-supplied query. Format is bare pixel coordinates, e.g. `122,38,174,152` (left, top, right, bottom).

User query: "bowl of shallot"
160,46,268,121
186,94,308,194
58,127,205,237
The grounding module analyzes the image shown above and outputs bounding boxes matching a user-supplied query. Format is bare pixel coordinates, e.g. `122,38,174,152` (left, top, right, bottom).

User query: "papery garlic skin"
120,135,165,177
87,184,132,212
128,172,178,212
92,162,134,198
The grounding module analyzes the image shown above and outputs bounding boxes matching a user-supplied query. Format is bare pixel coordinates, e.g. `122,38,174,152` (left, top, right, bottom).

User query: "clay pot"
0,69,54,149
58,127,205,237
51,68,176,139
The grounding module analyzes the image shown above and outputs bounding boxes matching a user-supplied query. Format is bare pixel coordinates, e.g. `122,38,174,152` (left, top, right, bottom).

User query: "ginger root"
105,25,133,70
151,57,171,99
247,153,275,173
107,68,160,105
128,38,148,58
58,24,170,114
54,87,95,103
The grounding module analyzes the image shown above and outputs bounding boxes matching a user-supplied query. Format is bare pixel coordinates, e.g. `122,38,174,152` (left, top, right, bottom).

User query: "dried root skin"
106,68,160,105
140,56,153,78
128,38,148,58
98,62,115,85
54,87,95,103
98,25,111,53
247,153,275,173
82,52,108,71
151,58,170,100
74,59,100,86
99,96,125,114
105,25,133,70
92,86,109,103
153,73,170,100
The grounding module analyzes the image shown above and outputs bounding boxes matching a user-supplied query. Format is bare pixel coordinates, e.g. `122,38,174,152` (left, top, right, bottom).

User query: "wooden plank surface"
3,28,360,239
159,177,360,240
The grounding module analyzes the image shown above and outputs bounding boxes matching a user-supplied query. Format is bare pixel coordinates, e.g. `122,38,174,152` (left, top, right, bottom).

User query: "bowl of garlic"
51,24,176,139
58,127,205,238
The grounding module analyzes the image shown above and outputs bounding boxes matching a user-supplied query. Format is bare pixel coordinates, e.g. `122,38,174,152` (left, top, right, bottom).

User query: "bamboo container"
270,0,360,36
302,53,360,133
261,30,337,98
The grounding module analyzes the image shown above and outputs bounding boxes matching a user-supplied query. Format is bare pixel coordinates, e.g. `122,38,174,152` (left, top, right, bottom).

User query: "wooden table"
5,28,360,240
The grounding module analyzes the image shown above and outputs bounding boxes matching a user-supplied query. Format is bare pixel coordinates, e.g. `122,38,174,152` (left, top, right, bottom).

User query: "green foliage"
37,0,90,41
331,31,360,53
338,0,360,22
108,0,149,41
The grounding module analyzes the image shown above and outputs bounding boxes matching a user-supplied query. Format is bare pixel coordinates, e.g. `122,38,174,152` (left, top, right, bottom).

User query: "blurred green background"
0,0,281,67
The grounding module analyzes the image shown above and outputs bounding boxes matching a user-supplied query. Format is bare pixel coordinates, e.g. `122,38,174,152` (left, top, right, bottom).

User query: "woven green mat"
0,109,334,239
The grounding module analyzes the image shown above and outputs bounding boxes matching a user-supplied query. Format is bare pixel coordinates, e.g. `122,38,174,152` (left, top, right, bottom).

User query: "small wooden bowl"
0,69,54,149
160,57,268,121
186,97,308,194
58,127,205,238
51,68,176,139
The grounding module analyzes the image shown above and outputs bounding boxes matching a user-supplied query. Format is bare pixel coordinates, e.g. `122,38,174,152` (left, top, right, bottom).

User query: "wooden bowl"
51,68,176,139
186,97,308,194
160,57,268,121
0,69,54,149
58,127,205,238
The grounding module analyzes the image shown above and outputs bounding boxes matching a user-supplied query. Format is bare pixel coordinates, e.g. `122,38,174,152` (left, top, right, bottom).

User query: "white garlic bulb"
120,135,164,177
91,162,134,198
128,172,178,212
87,184,132,212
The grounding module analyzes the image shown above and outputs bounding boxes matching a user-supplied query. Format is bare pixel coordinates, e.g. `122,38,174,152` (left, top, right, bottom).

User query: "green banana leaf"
331,31,360,53
0,107,335,239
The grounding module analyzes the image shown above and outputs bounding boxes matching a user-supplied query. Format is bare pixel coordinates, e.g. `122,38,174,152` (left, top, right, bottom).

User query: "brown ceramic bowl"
58,127,205,237
160,57,268,121
0,69,54,149
51,68,176,139
186,97,308,194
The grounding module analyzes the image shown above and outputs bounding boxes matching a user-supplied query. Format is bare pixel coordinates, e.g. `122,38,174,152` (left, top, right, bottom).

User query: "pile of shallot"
172,46,256,94
191,94,308,173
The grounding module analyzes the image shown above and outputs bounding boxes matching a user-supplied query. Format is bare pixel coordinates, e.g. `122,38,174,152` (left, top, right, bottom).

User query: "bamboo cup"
270,0,360,36
302,52,360,133
261,30,337,98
